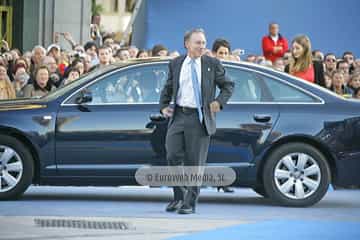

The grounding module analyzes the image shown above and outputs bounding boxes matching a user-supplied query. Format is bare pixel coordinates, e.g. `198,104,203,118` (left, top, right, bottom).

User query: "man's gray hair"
269,22,279,28
32,45,46,55
184,28,206,44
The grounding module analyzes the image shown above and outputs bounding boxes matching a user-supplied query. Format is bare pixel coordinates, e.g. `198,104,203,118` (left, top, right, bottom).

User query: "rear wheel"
0,134,34,200
263,142,330,207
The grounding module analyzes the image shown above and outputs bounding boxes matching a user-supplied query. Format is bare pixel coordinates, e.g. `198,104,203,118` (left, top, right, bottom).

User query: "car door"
55,63,169,177
207,66,280,179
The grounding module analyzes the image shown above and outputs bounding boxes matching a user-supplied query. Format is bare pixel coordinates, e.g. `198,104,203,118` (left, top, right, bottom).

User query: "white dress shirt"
270,34,279,43
176,56,202,108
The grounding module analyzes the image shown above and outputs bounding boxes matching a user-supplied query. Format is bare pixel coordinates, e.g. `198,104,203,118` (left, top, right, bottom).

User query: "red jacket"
262,34,288,63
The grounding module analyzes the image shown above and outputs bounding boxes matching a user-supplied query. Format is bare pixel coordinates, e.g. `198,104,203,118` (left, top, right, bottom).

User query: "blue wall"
139,0,360,57
132,0,147,49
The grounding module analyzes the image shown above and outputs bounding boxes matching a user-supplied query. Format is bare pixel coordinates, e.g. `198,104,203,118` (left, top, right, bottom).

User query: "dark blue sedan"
0,58,359,207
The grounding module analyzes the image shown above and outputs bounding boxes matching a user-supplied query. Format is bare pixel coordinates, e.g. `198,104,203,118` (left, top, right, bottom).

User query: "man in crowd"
324,53,337,75
98,46,111,67
129,46,139,59
30,45,46,78
42,56,63,87
312,50,324,61
342,51,356,73
262,22,288,63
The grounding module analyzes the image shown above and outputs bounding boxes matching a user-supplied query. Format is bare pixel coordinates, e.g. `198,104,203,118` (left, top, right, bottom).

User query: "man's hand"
161,106,174,118
273,46,283,53
210,101,221,114
3,52,13,62
1,40,9,51
63,32,72,41
53,32,60,43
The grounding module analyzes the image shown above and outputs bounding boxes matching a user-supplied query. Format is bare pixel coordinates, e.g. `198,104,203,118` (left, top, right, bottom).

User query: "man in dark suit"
159,28,234,214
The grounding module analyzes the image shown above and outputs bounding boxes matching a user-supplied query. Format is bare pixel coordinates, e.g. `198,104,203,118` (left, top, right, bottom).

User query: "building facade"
0,0,91,52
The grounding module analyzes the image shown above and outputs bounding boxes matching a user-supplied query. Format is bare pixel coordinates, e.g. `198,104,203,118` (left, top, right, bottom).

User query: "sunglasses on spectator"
326,58,336,62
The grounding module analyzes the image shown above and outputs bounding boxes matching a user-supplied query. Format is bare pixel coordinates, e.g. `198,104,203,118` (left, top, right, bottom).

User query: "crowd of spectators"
1,22,360,101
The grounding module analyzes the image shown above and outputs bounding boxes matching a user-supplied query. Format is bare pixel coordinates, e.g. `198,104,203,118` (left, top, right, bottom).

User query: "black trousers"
165,106,210,207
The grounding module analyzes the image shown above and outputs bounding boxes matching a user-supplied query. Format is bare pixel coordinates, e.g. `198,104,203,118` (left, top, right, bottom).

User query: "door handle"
253,114,271,123
146,113,168,129
149,113,167,122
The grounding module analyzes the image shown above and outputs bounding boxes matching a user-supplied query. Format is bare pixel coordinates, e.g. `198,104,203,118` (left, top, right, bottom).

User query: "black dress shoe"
217,186,234,193
177,205,195,214
165,200,183,212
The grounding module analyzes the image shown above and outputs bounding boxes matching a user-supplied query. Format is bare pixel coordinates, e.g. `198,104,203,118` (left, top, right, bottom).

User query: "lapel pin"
208,68,211,72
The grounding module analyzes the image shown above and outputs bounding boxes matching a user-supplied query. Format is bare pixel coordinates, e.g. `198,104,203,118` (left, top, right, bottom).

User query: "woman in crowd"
331,70,353,96
354,59,360,71
212,38,231,60
12,63,30,97
0,64,16,100
63,67,80,86
324,53,337,75
14,57,30,74
23,65,56,98
324,72,333,90
273,58,285,71
348,71,360,92
70,58,85,76
285,35,325,87
136,49,149,59
151,44,168,57
211,38,235,193
353,87,360,99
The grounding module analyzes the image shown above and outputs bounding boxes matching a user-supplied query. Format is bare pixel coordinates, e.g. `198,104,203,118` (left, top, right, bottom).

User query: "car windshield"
42,65,118,101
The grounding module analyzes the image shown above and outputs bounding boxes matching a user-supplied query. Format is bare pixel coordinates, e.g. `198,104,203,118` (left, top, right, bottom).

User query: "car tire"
0,134,34,200
263,142,330,207
252,185,268,198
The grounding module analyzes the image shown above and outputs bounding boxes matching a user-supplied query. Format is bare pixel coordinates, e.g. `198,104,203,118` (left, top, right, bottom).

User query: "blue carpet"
169,220,360,240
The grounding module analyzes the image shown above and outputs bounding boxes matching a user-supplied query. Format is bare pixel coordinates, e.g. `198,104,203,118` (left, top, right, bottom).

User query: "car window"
66,64,168,104
44,65,117,101
225,67,271,102
261,75,318,102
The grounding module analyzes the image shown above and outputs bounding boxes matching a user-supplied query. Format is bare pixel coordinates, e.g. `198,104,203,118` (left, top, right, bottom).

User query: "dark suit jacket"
159,55,234,135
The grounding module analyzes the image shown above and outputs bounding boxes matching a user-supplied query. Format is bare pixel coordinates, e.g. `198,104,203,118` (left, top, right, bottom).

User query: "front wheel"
263,142,330,207
252,185,268,198
0,134,34,200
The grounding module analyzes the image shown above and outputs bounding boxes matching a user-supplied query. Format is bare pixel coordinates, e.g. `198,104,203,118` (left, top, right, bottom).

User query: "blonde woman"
285,35,325,87
0,65,16,100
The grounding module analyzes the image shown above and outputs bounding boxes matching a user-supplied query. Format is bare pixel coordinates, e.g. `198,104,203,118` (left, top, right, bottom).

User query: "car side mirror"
76,90,92,105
